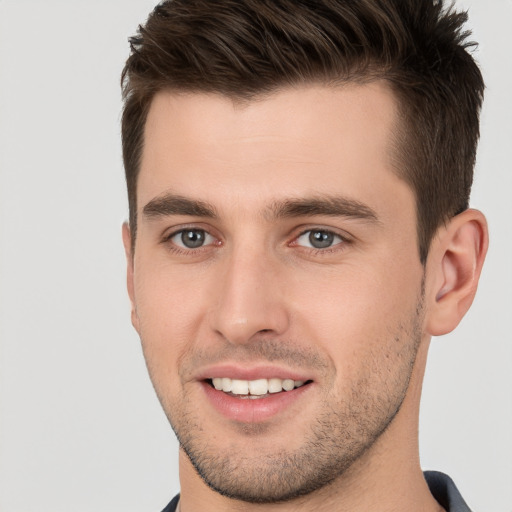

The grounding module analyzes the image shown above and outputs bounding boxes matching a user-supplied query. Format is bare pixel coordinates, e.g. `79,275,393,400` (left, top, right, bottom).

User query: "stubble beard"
149,297,424,504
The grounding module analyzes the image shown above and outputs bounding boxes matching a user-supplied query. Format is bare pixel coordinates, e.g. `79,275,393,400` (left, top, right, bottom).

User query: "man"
120,1,488,511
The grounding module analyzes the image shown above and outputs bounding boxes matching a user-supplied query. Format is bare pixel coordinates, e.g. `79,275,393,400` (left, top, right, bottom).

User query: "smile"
209,377,309,398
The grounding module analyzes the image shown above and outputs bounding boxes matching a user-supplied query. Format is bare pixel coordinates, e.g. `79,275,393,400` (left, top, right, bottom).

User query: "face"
126,84,427,503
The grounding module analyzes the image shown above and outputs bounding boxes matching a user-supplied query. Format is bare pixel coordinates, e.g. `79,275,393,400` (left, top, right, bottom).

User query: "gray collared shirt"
425,471,472,512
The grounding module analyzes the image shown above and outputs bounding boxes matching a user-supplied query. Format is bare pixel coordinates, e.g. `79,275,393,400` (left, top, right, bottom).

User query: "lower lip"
201,381,312,423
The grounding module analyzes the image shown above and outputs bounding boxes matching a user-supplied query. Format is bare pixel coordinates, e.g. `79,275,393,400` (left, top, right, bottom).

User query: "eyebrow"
142,193,218,219
267,196,379,222
142,192,379,224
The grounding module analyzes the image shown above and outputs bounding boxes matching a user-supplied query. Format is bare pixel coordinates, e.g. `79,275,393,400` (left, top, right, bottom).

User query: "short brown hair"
121,0,484,263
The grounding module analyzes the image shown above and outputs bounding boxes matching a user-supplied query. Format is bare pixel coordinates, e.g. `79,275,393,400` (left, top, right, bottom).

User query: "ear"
425,209,488,336
122,222,140,333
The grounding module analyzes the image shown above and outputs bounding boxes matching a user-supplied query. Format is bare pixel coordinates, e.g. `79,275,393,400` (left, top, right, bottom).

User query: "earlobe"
426,209,488,336
122,222,140,333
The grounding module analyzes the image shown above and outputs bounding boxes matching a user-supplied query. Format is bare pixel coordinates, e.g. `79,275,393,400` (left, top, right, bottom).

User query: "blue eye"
170,229,214,249
296,230,343,249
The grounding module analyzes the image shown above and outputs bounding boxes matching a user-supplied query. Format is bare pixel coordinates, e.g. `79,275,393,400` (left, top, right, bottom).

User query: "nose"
209,247,290,345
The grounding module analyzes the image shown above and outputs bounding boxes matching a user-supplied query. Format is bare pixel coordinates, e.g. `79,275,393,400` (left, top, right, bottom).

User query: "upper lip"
194,364,313,382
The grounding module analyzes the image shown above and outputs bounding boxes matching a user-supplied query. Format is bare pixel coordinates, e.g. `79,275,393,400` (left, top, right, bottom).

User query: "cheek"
289,260,421,374
133,262,209,372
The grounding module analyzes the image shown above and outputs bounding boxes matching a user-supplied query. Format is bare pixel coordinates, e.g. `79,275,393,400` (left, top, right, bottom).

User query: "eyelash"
293,228,349,254
160,226,351,256
161,227,219,255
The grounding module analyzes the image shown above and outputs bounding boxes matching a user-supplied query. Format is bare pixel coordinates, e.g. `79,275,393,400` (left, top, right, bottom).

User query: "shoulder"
424,471,472,512
160,494,180,512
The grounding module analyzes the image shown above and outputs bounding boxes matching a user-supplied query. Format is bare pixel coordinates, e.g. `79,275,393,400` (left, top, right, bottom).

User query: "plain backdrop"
0,1,510,511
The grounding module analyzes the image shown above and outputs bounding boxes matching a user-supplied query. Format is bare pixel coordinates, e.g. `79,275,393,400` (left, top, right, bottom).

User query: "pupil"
309,230,334,249
181,230,205,248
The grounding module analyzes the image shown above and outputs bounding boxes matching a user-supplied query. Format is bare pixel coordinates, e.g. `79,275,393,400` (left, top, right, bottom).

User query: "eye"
169,229,215,249
295,229,344,249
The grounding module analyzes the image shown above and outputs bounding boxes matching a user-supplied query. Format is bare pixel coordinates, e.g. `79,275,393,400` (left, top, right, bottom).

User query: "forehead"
138,83,408,219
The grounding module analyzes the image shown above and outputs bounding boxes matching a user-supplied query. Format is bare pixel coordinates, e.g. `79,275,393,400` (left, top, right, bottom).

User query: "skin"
123,83,488,512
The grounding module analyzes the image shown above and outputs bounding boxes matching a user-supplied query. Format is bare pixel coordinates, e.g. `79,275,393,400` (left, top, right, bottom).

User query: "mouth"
206,377,313,399
197,366,315,422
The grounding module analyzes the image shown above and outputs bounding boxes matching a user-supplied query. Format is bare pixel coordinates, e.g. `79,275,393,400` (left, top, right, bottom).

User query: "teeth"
282,379,295,391
221,377,232,392
210,377,307,395
231,379,249,395
248,379,268,395
268,378,283,394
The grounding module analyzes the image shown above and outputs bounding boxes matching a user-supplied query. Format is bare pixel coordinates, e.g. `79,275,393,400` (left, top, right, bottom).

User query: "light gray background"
0,1,510,511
